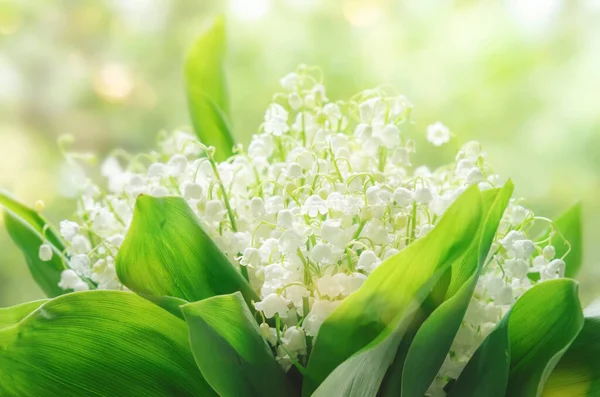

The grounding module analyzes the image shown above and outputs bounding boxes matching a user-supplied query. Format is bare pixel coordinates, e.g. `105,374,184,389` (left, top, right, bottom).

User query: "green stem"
329,146,344,182
208,157,238,233
169,177,182,195
207,155,250,282
275,314,281,342
301,109,307,147
297,248,312,286
410,201,418,240
345,247,355,271
303,296,310,319
100,193,126,227
240,266,249,281
378,146,387,173
353,219,367,240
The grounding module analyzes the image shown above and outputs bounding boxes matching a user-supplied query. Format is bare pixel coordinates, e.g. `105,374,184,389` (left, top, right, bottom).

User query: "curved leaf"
447,314,511,397
0,290,216,397
182,292,297,397
1,190,68,297
399,183,513,397
555,203,583,278
539,202,582,278
116,195,257,306
185,15,235,161
543,302,600,396
449,279,584,397
0,299,47,328
302,185,484,396
312,264,451,397
140,294,189,320
0,189,64,250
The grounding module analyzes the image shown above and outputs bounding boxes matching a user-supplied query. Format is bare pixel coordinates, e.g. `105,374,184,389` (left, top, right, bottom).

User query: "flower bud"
543,245,556,260
39,244,53,261
288,93,302,110
34,200,45,213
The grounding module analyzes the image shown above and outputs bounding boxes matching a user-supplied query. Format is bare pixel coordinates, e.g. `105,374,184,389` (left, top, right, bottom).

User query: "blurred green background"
1,0,599,306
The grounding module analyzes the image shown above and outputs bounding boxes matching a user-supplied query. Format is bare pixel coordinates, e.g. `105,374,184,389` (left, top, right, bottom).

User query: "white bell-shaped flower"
255,293,291,319
239,247,260,267
302,195,328,217
357,250,380,273
59,220,80,242
264,103,289,136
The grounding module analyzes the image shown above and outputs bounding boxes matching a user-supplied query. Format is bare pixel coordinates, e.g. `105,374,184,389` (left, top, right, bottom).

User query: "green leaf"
550,203,583,278
140,294,189,320
116,195,257,306
182,292,297,397
0,290,217,397
1,189,68,297
543,302,600,396
0,189,64,250
302,185,484,396
399,183,514,397
447,314,511,397
449,279,584,397
185,15,235,161
311,263,451,397
0,299,47,328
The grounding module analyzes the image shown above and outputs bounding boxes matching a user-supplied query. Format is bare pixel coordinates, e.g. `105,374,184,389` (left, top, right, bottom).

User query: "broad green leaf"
0,299,47,328
449,279,584,397
498,279,583,396
141,294,189,320
302,185,484,396
1,190,68,297
116,195,257,306
548,203,583,278
182,292,297,397
0,290,217,397
185,15,235,161
312,263,451,397
543,302,600,396
400,183,513,397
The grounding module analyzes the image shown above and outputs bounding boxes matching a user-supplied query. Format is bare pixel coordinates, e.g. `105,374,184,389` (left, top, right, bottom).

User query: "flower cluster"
39,67,568,396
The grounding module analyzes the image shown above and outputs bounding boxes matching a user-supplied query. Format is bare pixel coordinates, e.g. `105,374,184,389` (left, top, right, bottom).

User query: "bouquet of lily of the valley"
0,17,594,397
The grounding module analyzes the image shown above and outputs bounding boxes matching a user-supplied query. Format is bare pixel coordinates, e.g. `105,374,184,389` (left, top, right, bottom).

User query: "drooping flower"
264,103,289,136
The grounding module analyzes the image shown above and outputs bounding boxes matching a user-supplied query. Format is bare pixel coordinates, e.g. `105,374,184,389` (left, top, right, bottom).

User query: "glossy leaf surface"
400,183,513,397
185,16,235,161
183,292,297,397
449,279,584,397
303,186,483,396
116,195,257,305
0,291,216,397
1,189,68,297
543,302,600,396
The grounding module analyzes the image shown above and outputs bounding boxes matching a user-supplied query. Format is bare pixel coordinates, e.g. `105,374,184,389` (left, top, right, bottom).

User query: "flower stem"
410,201,418,240
353,219,367,240
377,146,387,173
240,266,249,281
206,153,250,282
208,157,238,233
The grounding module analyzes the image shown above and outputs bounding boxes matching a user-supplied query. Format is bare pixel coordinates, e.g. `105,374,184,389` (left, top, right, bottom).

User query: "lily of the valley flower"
47,67,569,396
